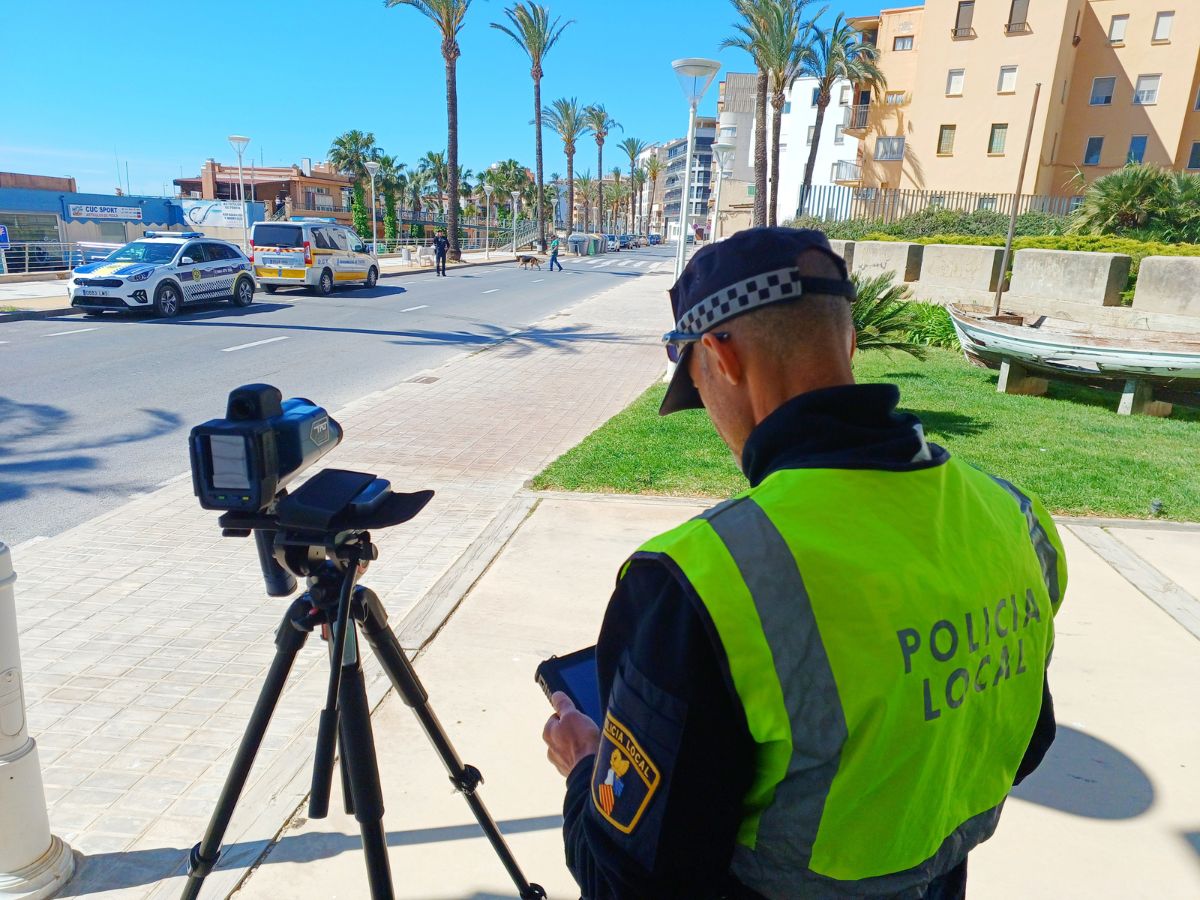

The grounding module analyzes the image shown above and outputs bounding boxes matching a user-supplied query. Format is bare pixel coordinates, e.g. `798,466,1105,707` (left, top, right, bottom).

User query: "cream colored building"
841,1,1200,197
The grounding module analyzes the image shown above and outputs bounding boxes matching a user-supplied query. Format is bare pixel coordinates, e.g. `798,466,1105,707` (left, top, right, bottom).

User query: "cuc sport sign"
67,204,143,220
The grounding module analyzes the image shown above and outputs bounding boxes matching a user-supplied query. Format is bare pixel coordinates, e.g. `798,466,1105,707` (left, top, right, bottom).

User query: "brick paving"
8,272,670,896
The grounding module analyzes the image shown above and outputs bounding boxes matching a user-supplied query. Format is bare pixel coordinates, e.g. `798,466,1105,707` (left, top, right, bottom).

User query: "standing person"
549,234,563,272
433,229,449,276
541,227,1066,899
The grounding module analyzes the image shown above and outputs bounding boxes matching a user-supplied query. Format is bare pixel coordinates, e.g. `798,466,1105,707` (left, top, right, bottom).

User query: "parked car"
605,235,619,252
250,219,379,295
68,232,256,317
618,234,634,249
648,233,663,245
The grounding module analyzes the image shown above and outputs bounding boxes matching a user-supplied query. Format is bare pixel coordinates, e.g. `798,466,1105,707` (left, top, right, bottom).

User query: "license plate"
262,256,294,267
78,288,106,297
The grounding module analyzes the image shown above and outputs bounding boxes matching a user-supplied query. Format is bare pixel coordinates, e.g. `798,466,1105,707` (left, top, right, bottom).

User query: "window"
1196,86,1200,110
839,85,851,105
719,126,736,138
946,69,965,96
97,221,127,243
875,137,905,161
1109,14,1128,43
938,124,957,156
989,124,1009,154
806,126,815,146
783,101,792,114
998,66,1018,93
893,35,914,51
1153,11,1174,42
1091,76,1116,105
1189,142,1200,170
1006,0,1030,32
885,91,907,105
834,126,845,145
978,196,998,211
1084,136,1104,166
954,1,975,37
181,243,208,263
811,87,820,107
747,185,756,197
1128,135,1148,164
1134,74,1161,105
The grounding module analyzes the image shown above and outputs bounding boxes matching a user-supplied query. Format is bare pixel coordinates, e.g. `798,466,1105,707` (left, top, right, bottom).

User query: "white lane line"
43,328,98,337
221,336,290,352
531,279,545,283
401,305,429,312
482,289,500,294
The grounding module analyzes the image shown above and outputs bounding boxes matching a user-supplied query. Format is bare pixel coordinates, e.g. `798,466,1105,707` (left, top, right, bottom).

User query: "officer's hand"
542,692,600,778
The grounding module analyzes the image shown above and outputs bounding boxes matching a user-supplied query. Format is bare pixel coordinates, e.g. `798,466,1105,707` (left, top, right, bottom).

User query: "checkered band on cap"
675,267,805,334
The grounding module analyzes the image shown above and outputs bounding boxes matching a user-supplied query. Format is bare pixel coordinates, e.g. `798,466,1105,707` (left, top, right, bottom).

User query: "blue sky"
2,0,881,195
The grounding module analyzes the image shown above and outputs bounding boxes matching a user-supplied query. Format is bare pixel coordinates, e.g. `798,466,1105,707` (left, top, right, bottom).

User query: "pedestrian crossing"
580,258,671,273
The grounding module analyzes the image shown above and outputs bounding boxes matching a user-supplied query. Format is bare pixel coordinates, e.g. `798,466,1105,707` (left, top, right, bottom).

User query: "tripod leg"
336,623,394,900
180,598,314,900
357,589,547,900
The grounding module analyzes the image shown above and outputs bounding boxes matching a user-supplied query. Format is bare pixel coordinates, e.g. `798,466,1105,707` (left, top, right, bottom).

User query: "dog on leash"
517,255,542,270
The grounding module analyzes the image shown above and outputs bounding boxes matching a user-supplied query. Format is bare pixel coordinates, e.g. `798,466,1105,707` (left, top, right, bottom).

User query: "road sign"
0,225,9,249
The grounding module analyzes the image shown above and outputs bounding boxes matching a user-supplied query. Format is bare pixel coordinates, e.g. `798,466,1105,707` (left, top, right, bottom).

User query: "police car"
68,232,256,317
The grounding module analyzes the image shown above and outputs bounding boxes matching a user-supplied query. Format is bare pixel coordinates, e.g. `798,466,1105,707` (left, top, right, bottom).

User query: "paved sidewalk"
225,495,1200,900
8,271,672,896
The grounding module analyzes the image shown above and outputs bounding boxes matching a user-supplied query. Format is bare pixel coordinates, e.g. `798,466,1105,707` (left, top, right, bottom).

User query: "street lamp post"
484,183,494,259
511,190,521,256
364,159,380,253
710,140,735,242
670,59,721,281
228,134,250,251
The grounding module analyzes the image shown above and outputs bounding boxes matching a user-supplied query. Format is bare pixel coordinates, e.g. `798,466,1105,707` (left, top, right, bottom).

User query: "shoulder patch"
591,711,661,834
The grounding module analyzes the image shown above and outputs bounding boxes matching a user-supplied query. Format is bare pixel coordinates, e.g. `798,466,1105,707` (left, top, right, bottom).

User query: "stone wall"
827,239,855,271
909,243,1005,306
1006,248,1131,308
852,241,923,283
1132,257,1200,318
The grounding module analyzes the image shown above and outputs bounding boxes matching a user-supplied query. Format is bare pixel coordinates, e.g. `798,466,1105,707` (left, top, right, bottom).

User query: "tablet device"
535,646,602,727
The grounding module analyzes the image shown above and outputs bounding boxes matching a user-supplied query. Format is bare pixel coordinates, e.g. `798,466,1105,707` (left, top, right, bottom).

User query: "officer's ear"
700,331,742,387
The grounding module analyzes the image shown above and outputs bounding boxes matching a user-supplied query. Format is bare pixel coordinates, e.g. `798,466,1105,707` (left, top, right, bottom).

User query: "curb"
0,257,527,323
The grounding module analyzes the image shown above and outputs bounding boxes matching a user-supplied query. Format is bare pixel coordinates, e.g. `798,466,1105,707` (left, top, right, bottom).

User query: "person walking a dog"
549,234,564,272
433,229,449,277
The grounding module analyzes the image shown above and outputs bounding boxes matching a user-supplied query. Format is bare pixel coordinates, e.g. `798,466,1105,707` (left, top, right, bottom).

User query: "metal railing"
793,184,1078,224
1,242,121,275
844,105,870,130
831,161,864,184
1005,21,1031,34
951,26,976,38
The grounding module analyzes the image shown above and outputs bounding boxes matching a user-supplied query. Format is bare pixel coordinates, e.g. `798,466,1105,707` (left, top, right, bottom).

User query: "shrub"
905,303,960,350
851,272,927,359
787,206,1068,242
1070,165,1200,243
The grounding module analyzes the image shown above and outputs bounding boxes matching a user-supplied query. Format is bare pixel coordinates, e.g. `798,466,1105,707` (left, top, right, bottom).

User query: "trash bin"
401,247,412,263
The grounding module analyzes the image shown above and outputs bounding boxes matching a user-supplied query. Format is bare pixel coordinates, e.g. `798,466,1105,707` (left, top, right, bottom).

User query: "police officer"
542,227,1066,899
433,228,449,276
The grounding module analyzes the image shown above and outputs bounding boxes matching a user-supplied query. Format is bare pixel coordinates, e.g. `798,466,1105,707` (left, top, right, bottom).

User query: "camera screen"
208,435,251,490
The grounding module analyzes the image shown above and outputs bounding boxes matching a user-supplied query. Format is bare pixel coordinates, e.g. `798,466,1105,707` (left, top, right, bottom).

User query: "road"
0,246,677,544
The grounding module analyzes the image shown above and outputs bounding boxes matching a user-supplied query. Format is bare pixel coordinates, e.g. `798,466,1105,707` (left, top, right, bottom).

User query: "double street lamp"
364,159,380,253
484,183,494,259
670,58,721,281
228,134,250,250
710,140,735,243
511,190,521,255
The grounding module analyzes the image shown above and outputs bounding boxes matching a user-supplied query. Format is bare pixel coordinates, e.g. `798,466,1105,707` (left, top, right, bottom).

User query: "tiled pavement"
8,271,672,896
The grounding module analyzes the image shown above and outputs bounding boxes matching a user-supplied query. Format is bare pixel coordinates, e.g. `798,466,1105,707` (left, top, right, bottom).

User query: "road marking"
43,328,97,337
531,279,545,283
401,305,428,312
221,336,290,352
482,289,500,294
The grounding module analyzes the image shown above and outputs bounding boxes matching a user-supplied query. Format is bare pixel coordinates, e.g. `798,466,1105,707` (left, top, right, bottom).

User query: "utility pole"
994,82,1042,317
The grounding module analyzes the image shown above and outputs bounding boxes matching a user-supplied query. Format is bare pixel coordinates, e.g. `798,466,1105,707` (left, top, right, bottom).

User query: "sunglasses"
661,330,732,364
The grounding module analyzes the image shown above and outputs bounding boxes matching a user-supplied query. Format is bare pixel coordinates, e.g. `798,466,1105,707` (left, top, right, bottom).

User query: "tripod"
180,528,546,900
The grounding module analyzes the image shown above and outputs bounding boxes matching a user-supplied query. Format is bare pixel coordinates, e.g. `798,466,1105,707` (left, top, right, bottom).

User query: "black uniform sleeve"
562,558,756,899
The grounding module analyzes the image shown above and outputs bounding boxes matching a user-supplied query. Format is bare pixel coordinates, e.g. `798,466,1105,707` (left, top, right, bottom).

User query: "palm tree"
406,166,433,233
327,130,378,184
584,104,620,235
374,154,405,240
760,1,816,226
543,97,591,233
799,13,885,216
632,167,647,233
574,171,595,231
618,137,648,234
644,155,663,234
419,151,449,216
492,3,573,250
722,0,770,226
387,0,472,260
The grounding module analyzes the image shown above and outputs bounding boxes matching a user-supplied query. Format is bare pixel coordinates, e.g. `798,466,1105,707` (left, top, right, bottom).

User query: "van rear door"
251,223,308,276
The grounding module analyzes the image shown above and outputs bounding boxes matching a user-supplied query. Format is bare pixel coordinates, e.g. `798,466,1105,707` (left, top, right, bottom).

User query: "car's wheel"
154,282,181,317
231,276,254,307
365,266,378,289
311,269,334,296
264,284,278,294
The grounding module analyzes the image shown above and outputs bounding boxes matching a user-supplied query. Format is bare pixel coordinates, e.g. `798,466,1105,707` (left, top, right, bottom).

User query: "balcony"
842,104,870,135
1005,21,1031,34
831,161,863,185
950,26,976,38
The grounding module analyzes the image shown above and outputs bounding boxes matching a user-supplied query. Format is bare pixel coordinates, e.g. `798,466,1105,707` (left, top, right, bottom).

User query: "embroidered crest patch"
591,711,660,834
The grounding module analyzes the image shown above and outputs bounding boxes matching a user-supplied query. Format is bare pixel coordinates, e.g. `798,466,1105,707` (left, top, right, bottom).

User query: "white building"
775,77,861,222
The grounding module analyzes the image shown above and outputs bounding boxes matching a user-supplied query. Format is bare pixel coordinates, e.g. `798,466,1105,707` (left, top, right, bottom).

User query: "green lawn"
532,348,1200,521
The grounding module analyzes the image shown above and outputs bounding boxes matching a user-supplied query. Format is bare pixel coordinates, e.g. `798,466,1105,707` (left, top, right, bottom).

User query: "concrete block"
997,359,1048,397
1118,379,1173,418
1131,257,1200,317
827,239,855,272
852,241,923,283
1008,249,1131,308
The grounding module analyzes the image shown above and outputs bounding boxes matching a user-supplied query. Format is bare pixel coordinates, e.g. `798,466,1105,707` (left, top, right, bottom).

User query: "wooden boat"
946,304,1200,414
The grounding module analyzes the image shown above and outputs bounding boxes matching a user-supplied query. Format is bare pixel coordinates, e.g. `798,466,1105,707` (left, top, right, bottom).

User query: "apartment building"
840,1,1200,197
636,143,670,235
709,73,758,237
778,76,862,220
662,117,716,241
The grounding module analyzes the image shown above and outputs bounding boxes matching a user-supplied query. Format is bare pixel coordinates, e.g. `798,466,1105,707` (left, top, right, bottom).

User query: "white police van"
68,232,255,317
250,219,379,296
